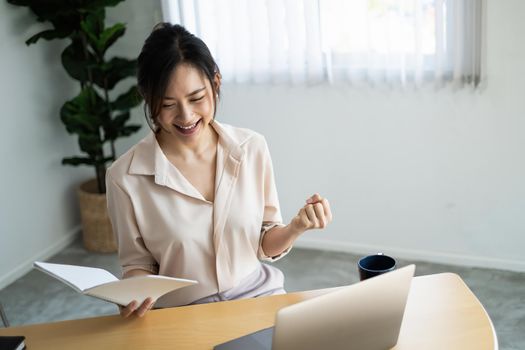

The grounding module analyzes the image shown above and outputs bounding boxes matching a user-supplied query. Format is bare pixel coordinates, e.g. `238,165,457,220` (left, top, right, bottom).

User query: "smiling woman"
137,23,221,133
156,64,216,142
105,23,333,318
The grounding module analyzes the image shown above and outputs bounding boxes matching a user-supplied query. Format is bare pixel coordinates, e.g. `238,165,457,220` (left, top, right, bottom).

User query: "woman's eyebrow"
164,87,206,100
187,87,206,96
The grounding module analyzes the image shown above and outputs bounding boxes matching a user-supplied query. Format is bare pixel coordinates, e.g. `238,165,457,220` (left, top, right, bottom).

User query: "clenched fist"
290,193,333,234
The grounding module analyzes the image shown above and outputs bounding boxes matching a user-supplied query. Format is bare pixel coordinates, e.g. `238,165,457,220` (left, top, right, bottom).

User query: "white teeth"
177,120,199,129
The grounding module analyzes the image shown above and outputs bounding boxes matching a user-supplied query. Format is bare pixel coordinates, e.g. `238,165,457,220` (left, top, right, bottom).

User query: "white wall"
1,0,523,293
0,0,162,289
217,0,525,271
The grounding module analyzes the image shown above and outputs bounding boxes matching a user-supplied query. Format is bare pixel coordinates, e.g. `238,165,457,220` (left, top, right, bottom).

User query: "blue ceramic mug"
358,253,396,281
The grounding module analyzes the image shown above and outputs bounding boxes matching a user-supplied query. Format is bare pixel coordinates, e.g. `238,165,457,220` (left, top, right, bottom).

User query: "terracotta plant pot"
77,179,117,253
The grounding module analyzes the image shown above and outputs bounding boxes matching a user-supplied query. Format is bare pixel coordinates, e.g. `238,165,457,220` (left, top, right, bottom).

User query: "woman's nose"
178,103,194,120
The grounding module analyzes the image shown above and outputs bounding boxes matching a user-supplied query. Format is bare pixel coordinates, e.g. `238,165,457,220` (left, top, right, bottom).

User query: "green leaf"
62,155,113,167
8,1,69,20
80,10,106,53
61,39,97,83
81,21,125,57
60,87,110,158
78,133,103,155
103,112,129,141
83,0,126,10
6,0,33,6
98,23,125,55
62,156,95,166
8,1,104,45
61,112,97,134
80,21,100,46
101,57,137,89
92,57,137,89
48,13,83,35
111,86,142,111
25,29,68,45
9,1,105,24
119,124,141,137
60,86,106,135
24,3,83,34
113,112,130,127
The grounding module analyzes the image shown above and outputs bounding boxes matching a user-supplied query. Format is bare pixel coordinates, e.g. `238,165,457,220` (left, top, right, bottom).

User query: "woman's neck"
156,123,218,161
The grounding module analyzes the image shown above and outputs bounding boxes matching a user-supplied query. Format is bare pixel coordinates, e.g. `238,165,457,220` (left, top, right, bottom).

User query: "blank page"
34,261,118,292
86,275,198,306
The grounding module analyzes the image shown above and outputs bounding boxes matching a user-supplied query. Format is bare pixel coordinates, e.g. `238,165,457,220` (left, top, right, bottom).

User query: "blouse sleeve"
106,173,159,276
257,137,292,262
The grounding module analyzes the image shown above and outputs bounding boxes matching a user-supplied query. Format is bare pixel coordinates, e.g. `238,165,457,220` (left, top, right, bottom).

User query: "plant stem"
80,25,105,193
80,32,93,89
103,79,116,161
110,141,116,162
95,163,106,193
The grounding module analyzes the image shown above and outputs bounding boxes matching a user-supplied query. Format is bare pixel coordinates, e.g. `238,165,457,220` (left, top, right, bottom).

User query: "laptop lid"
272,264,415,350
214,265,415,350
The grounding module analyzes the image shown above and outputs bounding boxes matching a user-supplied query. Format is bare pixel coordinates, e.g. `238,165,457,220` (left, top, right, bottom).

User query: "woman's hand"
118,269,156,318
119,297,155,318
290,193,333,235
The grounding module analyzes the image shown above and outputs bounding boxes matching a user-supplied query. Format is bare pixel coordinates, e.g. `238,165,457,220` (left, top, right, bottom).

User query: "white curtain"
161,0,485,87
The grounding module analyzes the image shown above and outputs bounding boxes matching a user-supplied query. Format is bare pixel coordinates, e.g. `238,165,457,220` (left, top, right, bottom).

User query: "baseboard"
2,231,522,291
0,226,81,290
294,238,525,272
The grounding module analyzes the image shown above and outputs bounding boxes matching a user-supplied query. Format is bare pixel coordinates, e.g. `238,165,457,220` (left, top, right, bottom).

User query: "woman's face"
156,63,219,144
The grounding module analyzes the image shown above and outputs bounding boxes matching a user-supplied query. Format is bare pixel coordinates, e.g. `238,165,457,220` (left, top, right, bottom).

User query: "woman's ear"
214,72,222,95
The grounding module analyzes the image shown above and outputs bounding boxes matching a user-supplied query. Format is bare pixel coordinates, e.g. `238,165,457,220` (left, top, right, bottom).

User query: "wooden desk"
0,273,497,350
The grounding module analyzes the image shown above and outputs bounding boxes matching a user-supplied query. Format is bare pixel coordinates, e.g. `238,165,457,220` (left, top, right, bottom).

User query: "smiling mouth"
173,118,202,134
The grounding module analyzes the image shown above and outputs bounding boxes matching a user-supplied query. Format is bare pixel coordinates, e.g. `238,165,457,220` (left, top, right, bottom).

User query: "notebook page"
34,262,118,292
86,275,198,306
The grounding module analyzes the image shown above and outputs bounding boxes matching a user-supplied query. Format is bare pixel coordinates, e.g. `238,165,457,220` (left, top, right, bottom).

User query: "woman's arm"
106,173,160,317
261,224,302,258
123,268,154,279
261,193,333,258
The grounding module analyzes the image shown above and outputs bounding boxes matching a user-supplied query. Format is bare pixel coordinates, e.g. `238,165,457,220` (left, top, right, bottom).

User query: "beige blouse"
106,120,290,307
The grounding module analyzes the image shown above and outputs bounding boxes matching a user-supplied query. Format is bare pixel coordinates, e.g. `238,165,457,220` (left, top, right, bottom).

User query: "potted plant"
7,0,143,252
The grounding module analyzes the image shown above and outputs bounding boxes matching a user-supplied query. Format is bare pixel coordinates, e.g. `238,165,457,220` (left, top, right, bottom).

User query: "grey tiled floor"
1,237,524,349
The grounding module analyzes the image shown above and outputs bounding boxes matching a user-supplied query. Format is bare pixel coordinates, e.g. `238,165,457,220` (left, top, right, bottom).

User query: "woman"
106,23,333,318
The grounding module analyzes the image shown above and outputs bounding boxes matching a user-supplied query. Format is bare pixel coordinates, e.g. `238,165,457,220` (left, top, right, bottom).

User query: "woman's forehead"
165,63,209,97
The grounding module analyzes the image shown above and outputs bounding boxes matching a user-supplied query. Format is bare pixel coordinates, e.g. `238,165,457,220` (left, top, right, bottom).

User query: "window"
162,0,484,87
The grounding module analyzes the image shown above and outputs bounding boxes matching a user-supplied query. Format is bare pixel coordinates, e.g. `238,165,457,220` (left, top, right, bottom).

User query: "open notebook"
34,261,197,306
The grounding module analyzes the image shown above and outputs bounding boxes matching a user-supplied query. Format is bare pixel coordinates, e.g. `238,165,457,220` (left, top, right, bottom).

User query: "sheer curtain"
161,0,485,87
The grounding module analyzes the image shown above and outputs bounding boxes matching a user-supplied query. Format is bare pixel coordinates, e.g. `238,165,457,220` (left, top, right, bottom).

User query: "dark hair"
137,23,221,131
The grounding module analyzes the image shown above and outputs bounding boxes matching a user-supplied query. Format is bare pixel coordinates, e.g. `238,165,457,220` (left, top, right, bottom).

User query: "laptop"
214,264,415,350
